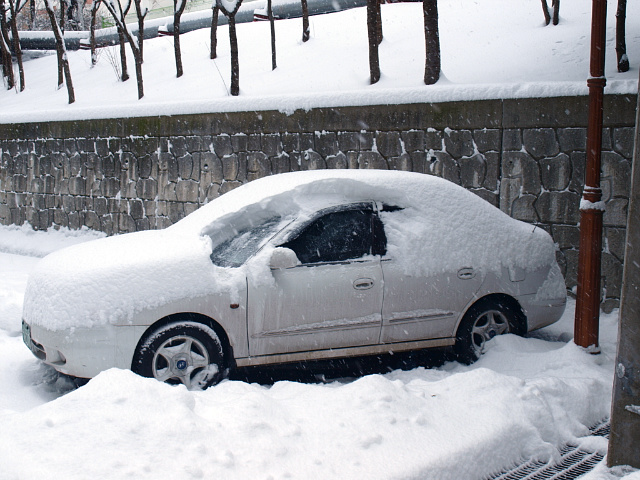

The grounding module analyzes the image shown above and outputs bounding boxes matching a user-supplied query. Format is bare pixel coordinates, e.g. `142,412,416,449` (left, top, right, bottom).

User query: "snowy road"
0,225,636,479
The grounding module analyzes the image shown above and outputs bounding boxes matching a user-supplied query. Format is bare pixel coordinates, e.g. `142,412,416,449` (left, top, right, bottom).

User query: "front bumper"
22,320,143,379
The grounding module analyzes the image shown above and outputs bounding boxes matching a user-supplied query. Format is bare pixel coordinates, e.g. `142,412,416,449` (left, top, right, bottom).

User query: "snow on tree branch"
217,0,241,16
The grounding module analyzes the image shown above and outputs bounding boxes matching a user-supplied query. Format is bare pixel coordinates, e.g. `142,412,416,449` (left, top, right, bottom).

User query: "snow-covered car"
22,170,566,389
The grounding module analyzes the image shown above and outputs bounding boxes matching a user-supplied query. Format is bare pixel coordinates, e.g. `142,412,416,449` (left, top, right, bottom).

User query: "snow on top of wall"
3,81,628,125
23,170,557,331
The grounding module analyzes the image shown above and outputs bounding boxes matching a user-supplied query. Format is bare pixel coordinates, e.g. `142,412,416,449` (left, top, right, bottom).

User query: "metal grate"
485,421,609,480
588,421,610,438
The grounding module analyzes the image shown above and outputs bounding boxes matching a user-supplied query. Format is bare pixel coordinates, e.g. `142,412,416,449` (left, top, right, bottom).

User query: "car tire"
132,321,226,390
454,298,524,365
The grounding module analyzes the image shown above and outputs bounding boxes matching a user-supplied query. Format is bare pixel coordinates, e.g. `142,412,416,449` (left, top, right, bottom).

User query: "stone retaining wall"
0,95,636,309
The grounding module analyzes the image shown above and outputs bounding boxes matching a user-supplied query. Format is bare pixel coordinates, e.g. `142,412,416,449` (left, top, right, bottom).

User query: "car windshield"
209,216,284,268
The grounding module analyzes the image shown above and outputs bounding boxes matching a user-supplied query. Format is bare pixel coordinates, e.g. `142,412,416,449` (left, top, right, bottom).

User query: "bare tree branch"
43,0,75,103
102,0,144,98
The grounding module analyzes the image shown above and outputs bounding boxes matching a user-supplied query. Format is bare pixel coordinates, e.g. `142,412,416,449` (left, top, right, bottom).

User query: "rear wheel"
454,298,524,364
132,321,226,390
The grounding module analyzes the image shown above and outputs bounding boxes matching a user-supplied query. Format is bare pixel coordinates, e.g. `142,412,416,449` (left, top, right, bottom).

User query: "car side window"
210,216,283,267
282,207,384,264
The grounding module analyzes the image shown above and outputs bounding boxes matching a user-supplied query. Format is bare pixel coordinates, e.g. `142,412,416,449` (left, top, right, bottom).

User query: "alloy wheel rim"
470,310,510,356
152,335,210,389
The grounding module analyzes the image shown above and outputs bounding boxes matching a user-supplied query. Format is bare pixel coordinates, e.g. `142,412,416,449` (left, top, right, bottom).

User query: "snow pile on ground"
0,225,104,332
0,0,638,123
0,224,637,479
22,171,560,330
0,223,105,257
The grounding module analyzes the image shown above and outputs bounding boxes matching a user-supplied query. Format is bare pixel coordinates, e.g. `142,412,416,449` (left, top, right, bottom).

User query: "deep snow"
1,0,640,477
0,224,638,479
0,0,639,123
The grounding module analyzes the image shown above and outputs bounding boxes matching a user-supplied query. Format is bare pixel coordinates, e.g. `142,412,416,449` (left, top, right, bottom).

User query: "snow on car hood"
23,170,558,331
22,229,245,330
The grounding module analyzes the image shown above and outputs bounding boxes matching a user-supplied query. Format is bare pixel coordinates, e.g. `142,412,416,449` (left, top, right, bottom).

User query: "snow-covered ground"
0,224,638,479
1,0,639,124
1,0,639,477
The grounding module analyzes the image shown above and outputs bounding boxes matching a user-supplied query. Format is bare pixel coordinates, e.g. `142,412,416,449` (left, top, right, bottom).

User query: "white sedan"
22,170,566,389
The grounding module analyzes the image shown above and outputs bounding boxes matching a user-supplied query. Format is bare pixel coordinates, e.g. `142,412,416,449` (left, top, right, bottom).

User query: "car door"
378,207,484,343
247,204,385,357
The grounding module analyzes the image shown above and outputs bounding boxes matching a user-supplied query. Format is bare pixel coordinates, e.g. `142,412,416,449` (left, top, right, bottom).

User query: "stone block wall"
0,95,636,309
499,125,634,312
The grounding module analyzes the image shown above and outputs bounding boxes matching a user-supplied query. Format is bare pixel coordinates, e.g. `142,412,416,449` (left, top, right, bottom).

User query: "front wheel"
132,321,226,390
454,298,524,364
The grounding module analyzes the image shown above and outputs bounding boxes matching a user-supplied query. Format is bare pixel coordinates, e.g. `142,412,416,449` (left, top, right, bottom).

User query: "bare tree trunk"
44,0,75,103
56,49,64,88
66,0,79,29
90,0,100,66
173,0,187,77
118,1,131,81
616,0,629,72
59,0,66,32
218,0,244,96
366,0,380,84
79,0,88,30
268,0,276,70
8,0,25,91
375,0,382,44
210,5,219,59
118,26,129,81
301,0,309,42
229,14,239,95
133,51,144,99
423,0,440,85
135,0,148,62
0,0,14,89
29,0,35,29
541,0,559,26
541,0,550,25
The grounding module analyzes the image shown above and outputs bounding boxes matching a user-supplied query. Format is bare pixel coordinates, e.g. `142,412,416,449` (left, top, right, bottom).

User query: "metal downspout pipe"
574,0,607,351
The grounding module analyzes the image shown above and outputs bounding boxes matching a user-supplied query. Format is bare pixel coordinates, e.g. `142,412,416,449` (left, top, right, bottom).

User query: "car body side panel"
114,288,249,358
28,285,251,379
380,259,484,342
27,287,250,379
460,265,566,334
247,259,384,356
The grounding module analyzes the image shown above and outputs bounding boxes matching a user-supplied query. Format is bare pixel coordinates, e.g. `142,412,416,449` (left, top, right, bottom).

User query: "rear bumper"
518,294,567,332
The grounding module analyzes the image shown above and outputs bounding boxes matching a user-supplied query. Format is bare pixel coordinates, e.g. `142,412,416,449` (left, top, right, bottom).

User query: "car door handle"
353,278,375,290
457,268,476,280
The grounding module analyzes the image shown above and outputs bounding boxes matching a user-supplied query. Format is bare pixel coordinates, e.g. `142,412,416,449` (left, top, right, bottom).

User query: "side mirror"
270,247,300,270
